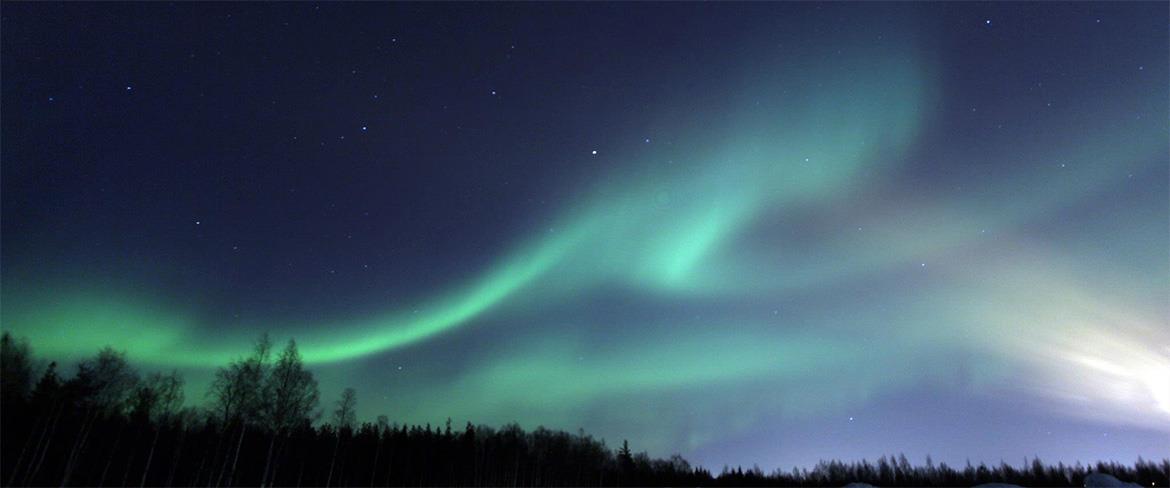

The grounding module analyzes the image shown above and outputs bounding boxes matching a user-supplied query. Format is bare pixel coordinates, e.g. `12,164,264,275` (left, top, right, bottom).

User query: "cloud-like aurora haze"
2,2,1167,469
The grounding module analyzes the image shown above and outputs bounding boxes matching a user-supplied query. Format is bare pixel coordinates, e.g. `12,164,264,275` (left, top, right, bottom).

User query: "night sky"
2,2,1167,470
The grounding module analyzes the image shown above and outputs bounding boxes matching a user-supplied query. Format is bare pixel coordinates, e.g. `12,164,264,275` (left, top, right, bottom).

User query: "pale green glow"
369,240,1170,455
1,291,202,363
383,309,980,453
3,20,1167,454
1,40,933,366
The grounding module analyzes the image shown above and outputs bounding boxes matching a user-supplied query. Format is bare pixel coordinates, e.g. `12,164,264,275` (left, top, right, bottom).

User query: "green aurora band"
3,18,1168,456
4,35,933,367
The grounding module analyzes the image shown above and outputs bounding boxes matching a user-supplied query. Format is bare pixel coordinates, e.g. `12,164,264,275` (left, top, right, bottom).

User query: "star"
126,85,133,91
591,150,598,155
195,220,201,225
361,126,368,131
490,90,497,96
985,19,991,25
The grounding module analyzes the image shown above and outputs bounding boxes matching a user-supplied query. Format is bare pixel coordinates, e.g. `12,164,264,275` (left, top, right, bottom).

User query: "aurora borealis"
2,1,1167,470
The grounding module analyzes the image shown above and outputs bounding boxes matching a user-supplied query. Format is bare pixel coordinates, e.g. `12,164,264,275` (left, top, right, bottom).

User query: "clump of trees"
713,456,1169,487
1,332,1166,487
0,332,702,487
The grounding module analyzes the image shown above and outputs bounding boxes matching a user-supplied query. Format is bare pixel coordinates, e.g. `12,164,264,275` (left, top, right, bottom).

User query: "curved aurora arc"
3,10,1168,457
4,34,932,366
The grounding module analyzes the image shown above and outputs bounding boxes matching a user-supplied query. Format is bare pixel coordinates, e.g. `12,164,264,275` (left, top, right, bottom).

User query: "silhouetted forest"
2,332,1166,487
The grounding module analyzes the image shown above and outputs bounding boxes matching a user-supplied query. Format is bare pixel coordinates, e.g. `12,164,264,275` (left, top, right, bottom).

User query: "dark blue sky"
3,2,1167,470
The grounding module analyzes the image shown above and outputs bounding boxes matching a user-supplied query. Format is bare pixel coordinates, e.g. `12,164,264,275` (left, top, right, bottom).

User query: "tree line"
1,332,1166,487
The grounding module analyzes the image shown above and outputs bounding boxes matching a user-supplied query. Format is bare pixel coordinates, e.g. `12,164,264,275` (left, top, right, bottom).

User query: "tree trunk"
97,431,121,486
369,439,382,487
385,442,394,486
165,427,185,487
119,443,136,487
197,436,215,488
60,409,98,486
225,423,247,487
269,436,289,487
6,409,48,486
26,404,63,485
326,433,341,487
140,426,161,487
260,432,279,487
